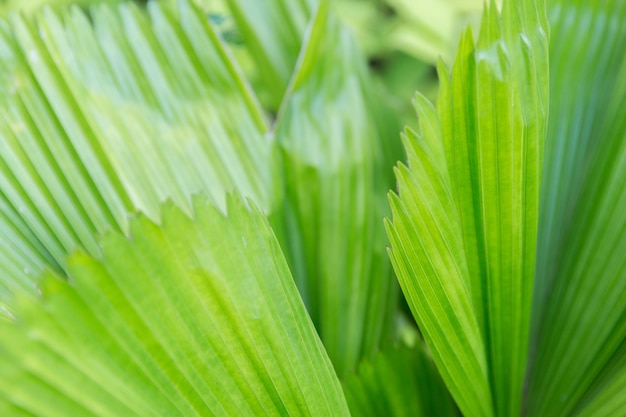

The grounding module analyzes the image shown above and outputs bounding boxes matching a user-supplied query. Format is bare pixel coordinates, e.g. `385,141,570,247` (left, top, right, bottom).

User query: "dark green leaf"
526,1,626,415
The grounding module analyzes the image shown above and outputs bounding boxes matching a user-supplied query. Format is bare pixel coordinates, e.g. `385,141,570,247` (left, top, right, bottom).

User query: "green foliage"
0,0,139,14
0,196,350,416
343,344,458,417
0,0,277,299
0,0,624,416
273,2,399,377
386,0,549,415
526,0,626,415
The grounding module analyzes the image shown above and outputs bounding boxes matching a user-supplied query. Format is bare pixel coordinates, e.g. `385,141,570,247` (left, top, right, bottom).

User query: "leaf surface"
273,2,399,377
385,0,549,415
223,0,317,109
0,196,350,417
525,1,626,415
0,0,278,300
342,343,458,417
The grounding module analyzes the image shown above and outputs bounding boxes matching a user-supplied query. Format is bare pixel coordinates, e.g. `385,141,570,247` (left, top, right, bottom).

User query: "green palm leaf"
386,94,492,417
385,0,549,415
0,195,350,416
273,1,399,377
525,1,626,415
343,343,458,417
1,0,625,415
0,0,116,14
223,0,317,110
574,339,626,417
0,0,278,301
384,0,484,64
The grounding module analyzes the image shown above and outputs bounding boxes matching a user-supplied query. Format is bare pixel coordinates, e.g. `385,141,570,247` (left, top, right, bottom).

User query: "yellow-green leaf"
0,196,350,417
386,0,549,415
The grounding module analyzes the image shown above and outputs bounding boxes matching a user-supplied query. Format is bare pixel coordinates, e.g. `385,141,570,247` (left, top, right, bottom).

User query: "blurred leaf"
333,0,486,65
384,0,486,64
0,0,110,15
273,2,399,377
0,195,350,416
0,0,278,300
385,1,549,416
574,339,626,417
331,0,386,57
525,1,626,415
223,0,317,110
371,51,439,129
343,343,458,417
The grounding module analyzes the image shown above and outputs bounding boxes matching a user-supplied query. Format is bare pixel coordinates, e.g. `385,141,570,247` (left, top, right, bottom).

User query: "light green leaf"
385,0,549,415
273,2,399,377
0,195,350,417
386,95,492,417
342,343,458,417
223,0,317,109
385,0,482,63
0,0,122,15
525,1,626,415
0,0,278,300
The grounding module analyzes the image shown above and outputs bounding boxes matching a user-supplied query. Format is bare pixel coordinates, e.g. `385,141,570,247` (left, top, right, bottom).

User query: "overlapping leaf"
386,0,549,416
273,2,399,377
342,343,458,417
526,1,626,415
574,340,626,417
384,0,484,64
223,0,317,109
386,96,492,417
0,0,279,301
0,0,114,15
0,196,350,417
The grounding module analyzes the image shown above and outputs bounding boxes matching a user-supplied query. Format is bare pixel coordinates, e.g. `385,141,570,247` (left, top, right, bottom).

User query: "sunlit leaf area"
0,0,624,415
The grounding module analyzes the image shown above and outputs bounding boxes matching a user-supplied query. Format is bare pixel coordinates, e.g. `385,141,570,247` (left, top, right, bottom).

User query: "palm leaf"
342,343,458,417
223,0,317,109
273,1,399,377
385,0,549,415
0,0,278,301
572,338,626,417
384,0,484,64
386,94,492,417
0,195,350,417
0,0,117,15
525,1,626,415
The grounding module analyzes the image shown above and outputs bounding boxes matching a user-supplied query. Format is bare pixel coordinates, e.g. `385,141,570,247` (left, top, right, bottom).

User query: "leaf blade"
386,0,549,415
0,0,279,299
342,343,458,417
525,1,626,415
0,196,351,417
273,2,399,377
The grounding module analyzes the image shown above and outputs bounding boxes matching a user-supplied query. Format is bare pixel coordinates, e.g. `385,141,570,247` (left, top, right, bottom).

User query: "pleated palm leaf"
0,0,624,416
